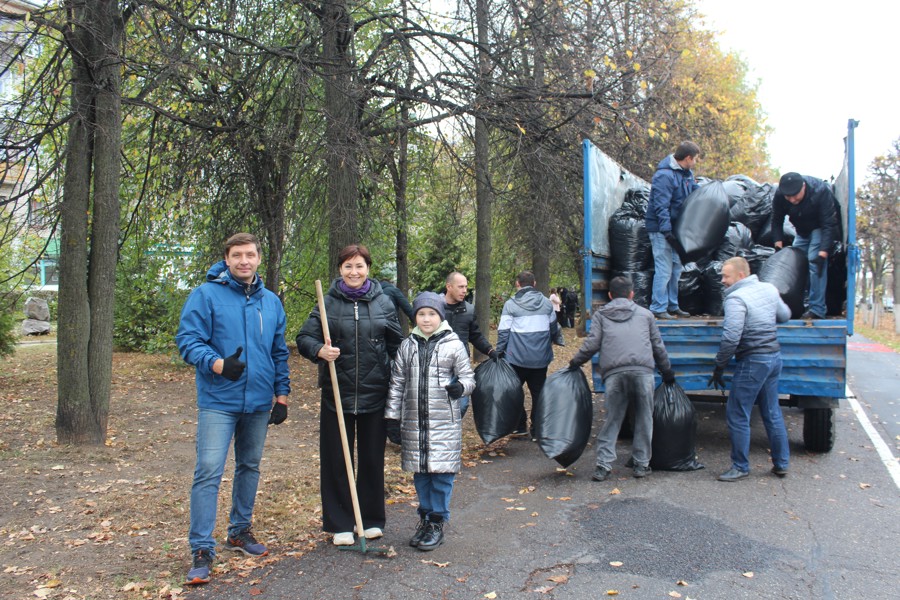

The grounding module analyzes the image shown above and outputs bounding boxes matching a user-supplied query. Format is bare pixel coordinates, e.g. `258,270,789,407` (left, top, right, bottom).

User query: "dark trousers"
319,401,387,533
512,364,548,433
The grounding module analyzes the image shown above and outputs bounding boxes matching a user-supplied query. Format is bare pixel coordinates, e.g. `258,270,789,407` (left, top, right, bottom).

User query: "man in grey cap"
771,172,840,319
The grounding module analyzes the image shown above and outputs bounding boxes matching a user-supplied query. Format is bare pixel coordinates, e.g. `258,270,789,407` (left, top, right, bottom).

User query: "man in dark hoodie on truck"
772,171,840,319
497,271,561,437
568,275,675,481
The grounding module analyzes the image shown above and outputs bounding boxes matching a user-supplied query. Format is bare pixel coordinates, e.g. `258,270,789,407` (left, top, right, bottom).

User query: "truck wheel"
803,407,836,452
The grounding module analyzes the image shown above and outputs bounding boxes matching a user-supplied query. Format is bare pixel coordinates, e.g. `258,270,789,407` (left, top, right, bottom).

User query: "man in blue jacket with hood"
176,233,291,585
646,141,701,319
497,271,561,437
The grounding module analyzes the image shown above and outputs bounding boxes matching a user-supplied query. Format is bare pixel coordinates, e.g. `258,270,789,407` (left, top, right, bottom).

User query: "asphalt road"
189,350,900,600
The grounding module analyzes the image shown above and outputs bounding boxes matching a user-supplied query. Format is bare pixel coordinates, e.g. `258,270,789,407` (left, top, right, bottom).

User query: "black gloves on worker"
268,402,287,425
385,418,401,445
445,382,464,400
221,347,246,381
664,231,687,262
708,366,726,391
489,350,504,361
568,360,582,370
661,369,676,385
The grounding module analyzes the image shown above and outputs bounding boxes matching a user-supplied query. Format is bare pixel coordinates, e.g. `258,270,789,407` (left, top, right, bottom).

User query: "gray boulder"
22,319,51,336
24,297,51,321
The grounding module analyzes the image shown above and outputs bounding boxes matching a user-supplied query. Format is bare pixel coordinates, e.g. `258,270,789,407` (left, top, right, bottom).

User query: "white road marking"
846,384,900,491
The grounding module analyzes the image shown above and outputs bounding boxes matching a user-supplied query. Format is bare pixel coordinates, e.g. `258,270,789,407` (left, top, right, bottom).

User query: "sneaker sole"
185,576,210,586
417,540,443,551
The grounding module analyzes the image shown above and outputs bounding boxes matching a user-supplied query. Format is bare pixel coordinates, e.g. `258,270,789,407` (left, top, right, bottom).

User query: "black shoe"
653,311,676,320
417,518,444,551
224,529,268,556
771,466,788,478
409,517,428,548
717,467,749,482
633,464,652,478
800,311,824,320
669,308,690,317
591,466,611,482
185,549,214,585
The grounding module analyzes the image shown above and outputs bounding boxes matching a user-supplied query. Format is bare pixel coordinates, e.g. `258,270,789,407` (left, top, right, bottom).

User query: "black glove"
811,254,826,268
664,232,687,262
268,402,287,425
445,382,464,399
488,349,498,360
221,347,245,381
661,369,676,385
385,418,401,444
493,350,505,360
568,360,581,370
707,366,726,391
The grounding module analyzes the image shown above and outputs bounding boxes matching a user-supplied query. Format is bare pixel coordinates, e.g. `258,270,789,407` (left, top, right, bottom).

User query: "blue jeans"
792,229,827,317
649,231,683,314
189,408,270,552
725,352,789,473
414,472,456,521
459,396,470,418
596,371,655,469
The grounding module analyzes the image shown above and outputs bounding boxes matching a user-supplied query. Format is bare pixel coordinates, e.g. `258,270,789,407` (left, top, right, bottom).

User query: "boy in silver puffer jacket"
386,292,475,551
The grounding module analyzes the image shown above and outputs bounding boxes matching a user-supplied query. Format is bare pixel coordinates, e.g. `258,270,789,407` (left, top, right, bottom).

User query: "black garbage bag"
613,270,653,308
722,179,749,208
674,181,731,263
677,262,704,316
728,180,773,238
534,367,593,468
826,246,848,316
755,214,796,247
701,261,726,316
713,222,754,261
472,358,525,445
738,244,776,275
759,247,809,318
610,188,653,272
650,382,705,471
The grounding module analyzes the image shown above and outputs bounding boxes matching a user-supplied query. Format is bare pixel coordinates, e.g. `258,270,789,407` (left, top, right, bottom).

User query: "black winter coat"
296,278,403,414
772,175,840,251
444,299,492,357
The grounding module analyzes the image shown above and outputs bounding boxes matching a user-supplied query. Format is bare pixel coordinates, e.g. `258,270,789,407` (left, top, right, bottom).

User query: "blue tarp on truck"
581,120,860,452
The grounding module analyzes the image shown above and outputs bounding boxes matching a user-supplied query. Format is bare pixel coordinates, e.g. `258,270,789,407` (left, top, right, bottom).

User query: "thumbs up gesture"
221,347,246,381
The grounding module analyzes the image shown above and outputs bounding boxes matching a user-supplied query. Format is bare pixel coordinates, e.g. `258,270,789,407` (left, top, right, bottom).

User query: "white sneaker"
353,526,383,539
332,532,354,546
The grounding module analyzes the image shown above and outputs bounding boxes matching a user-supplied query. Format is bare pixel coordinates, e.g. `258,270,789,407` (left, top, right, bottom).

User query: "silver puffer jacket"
386,324,475,473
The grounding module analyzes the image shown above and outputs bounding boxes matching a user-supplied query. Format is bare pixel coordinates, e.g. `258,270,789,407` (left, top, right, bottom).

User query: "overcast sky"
694,0,898,184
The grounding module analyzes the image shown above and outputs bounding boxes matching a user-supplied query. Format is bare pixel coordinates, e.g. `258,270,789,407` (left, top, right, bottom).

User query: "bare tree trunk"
894,243,900,334
57,0,123,445
473,0,493,347
322,1,360,268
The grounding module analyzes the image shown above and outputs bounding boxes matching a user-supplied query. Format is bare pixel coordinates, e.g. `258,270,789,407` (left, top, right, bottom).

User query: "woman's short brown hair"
337,244,372,267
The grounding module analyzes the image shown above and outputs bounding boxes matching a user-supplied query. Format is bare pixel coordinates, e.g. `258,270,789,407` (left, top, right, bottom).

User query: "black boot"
409,516,428,548
417,516,444,551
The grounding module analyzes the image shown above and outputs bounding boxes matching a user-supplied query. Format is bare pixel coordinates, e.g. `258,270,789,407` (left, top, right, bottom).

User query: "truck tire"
803,407,836,452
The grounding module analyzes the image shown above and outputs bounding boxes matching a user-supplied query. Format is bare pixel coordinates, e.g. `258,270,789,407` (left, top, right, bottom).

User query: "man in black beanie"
772,172,840,319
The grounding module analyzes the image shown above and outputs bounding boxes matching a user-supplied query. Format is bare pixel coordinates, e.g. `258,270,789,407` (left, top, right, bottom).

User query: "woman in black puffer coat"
296,244,403,546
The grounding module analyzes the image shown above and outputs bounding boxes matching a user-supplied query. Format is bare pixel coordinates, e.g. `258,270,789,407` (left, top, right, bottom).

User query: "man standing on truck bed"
646,141,701,320
709,257,791,482
771,172,840,319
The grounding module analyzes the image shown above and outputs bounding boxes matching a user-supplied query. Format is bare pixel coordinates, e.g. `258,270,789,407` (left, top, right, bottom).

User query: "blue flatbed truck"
581,119,860,452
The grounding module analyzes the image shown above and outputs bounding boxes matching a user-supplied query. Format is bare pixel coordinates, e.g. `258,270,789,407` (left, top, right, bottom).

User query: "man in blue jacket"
646,141,701,320
497,271,561,437
176,233,291,585
772,172,840,319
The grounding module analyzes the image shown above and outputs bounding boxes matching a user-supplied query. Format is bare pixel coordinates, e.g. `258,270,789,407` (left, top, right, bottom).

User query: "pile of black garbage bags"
609,175,846,317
